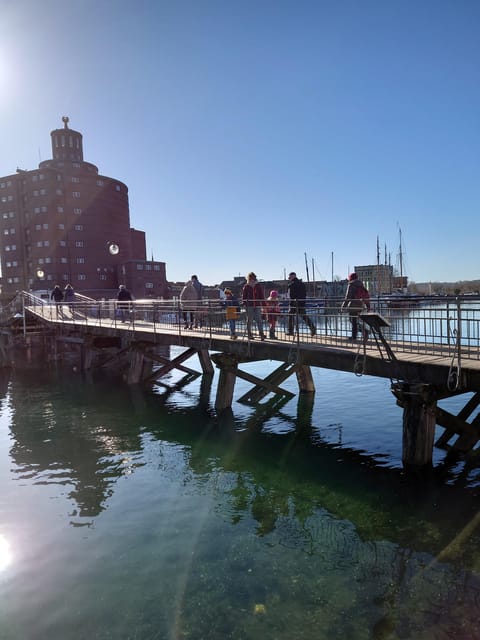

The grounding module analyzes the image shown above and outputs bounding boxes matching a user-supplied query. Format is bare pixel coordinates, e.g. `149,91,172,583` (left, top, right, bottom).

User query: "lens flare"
0,535,12,571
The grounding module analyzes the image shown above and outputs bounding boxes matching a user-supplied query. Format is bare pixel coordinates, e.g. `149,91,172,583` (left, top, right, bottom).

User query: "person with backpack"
287,272,316,337
341,272,370,341
222,288,239,339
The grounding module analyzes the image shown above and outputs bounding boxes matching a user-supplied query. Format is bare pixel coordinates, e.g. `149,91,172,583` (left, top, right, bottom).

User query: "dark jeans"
288,303,314,333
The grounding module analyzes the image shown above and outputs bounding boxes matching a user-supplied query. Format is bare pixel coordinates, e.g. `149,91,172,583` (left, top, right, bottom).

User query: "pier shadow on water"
0,365,480,639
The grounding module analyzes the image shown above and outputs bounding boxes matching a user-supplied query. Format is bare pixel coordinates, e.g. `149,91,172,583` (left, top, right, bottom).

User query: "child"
223,288,239,339
264,290,281,339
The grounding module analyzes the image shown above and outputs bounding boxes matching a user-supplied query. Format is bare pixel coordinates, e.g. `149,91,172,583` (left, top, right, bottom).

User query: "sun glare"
0,535,13,571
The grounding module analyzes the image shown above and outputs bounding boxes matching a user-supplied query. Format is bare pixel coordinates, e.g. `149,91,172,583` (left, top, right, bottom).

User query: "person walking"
117,284,133,322
341,272,370,341
222,288,239,339
287,272,316,337
64,284,75,315
242,272,266,340
51,284,64,318
180,277,201,329
264,290,281,339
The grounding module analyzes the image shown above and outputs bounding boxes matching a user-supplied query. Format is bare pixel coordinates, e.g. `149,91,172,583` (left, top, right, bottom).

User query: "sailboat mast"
399,227,404,279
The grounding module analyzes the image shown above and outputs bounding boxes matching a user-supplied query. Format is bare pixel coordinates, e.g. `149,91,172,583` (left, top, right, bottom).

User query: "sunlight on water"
0,363,480,639
0,535,12,571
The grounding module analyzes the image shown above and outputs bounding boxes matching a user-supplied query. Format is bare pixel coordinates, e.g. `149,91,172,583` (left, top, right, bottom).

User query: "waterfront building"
0,117,169,300
355,264,394,294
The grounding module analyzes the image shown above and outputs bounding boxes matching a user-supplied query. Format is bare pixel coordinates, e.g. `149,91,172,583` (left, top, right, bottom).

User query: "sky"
0,0,479,286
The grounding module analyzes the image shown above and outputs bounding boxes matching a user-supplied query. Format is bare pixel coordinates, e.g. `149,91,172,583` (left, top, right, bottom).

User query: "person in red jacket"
264,290,281,339
242,272,266,340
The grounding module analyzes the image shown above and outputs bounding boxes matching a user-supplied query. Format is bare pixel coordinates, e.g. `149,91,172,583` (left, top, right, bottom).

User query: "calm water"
1,347,480,640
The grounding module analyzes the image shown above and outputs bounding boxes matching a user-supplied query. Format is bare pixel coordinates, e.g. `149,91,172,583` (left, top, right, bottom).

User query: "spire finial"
62,116,69,129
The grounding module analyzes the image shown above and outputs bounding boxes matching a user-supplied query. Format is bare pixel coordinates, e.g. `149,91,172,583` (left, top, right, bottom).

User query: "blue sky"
1,0,479,285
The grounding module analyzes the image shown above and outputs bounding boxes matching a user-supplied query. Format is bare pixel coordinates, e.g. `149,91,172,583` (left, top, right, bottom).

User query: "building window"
44,240,49,247
76,257,85,264
61,257,68,263
154,265,160,271
96,180,104,186
71,177,80,183
75,241,83,247
32,175,38,182
36,241,43,247
115,184,121,191
74,224,83,231
58,223,65,230
42,223,48,230
72,191,80,198
40,206,47,213
34,207,40,214
57,206,64,213
56,189,63,195
45,257,51,264
136,264,144,270
78,274,86,281
60,240,66,247
99,274,107,281
145,282,154,289
35,224,41,231
73,208,82,214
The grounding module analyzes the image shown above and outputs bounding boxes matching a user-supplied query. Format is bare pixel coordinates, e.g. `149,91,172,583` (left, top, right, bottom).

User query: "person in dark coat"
51,284,64,318
341,272,370,340
117,285,133,322
64,284,75,314
287,272,316,337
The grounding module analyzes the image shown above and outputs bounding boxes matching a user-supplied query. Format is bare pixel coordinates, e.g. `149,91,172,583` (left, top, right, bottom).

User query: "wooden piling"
400,383,437,469
214,353,238,414
295,365,315,393
126,346,145,384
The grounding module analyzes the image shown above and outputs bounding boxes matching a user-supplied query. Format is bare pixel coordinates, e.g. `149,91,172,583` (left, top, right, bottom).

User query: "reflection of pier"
4,292,480,470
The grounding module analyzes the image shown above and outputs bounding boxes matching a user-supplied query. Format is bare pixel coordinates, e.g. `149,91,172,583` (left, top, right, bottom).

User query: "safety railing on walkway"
7,292,480,362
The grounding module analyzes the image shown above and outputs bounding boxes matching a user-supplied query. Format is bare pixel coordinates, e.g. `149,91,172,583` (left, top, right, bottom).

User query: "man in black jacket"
287,272,316,336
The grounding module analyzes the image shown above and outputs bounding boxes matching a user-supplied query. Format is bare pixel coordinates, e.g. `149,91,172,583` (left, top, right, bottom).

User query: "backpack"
358,285,369,300
357,285,370,309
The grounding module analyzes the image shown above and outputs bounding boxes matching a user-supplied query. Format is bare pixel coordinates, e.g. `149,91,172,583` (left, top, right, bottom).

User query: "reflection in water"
1,364,480,638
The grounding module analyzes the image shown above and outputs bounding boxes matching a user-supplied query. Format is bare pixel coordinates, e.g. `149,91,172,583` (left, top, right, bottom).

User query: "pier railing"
7,292,480,362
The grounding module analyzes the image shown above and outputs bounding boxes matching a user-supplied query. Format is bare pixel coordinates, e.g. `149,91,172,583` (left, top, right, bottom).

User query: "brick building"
0,117,168,300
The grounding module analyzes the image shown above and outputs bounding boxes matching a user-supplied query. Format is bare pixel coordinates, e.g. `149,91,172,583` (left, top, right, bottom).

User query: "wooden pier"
3,294,480,472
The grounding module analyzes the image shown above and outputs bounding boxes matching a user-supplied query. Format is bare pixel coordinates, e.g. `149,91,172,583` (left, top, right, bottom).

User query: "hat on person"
119,284,126,289
348,273,358,281
288,272,296,278
268,290,279,299
224,288,233,295
247,272,257,280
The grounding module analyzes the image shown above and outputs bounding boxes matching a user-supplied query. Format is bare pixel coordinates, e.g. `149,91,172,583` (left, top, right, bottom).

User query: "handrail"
15,291,480,363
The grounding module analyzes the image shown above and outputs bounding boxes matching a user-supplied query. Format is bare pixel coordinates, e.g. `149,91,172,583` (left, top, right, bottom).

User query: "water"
1,349,480,640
